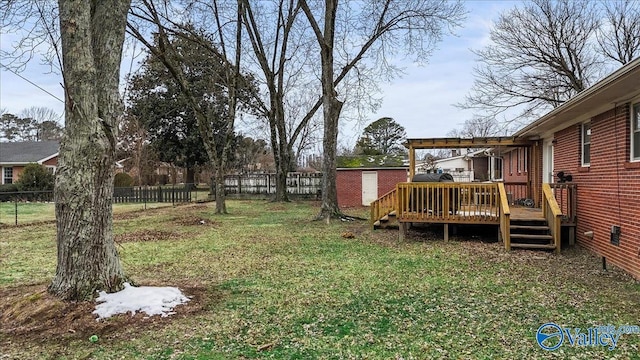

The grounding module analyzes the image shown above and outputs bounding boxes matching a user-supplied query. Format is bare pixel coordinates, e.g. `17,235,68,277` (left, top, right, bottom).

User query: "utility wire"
0,63,64,103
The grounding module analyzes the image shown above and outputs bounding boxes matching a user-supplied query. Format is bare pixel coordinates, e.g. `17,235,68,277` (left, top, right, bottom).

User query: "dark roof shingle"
0,141,60,163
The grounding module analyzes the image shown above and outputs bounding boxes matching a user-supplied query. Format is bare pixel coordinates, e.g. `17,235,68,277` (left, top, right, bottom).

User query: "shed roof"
0,141,60,164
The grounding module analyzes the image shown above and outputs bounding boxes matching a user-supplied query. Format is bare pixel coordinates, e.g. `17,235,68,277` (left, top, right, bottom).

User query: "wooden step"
380,215,389,222
510,225,550,231
510,217,547,224
510,234,553,240
510,243,556,250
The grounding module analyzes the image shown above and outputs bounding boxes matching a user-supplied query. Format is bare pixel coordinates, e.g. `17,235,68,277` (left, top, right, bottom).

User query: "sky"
0,0,517,147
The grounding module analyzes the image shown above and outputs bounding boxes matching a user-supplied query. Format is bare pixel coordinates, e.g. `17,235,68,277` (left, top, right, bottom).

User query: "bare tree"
49,0,131,300
239,0,320,202
299,0,465,220
447,117,505,138
127,0,246,214
597,0,640,65
21,106,64,140
0,1,62,73
461,0,640,126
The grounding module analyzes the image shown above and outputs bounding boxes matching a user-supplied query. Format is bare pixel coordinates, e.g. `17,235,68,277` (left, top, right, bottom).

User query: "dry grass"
1,200,639,359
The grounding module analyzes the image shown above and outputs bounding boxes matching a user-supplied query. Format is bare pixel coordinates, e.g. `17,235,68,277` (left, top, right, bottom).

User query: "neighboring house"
0,141,59,184
415,149,503,182
337,167,408,207
514,57,640,279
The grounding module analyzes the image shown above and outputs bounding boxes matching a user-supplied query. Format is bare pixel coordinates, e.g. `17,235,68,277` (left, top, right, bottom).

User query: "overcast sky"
0,1,516,146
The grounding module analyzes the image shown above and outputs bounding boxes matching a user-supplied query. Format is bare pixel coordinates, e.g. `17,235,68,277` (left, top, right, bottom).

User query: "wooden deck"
370,182,577,253
510,207,544,220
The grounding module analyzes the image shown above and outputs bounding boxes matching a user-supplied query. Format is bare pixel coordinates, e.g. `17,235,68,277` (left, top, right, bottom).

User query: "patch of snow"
93,283,190,320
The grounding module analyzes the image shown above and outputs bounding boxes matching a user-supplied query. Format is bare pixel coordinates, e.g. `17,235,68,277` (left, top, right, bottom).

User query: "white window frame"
3,167,13,184
632,102,640,162
582,122,591,167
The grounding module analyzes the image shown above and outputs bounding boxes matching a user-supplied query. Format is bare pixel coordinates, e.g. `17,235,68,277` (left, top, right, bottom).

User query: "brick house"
337,167,408,207
514,57,640,279
0,141,59,184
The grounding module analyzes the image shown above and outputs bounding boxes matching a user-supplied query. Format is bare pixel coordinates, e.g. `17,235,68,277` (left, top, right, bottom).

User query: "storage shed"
336,167,409,207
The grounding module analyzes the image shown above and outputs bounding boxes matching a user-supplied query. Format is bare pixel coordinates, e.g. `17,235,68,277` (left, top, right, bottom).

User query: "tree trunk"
49,0,131,300
310,0,344,221
317,97,343,220
269,93,290,202
214,163,227,214
186,166,195,187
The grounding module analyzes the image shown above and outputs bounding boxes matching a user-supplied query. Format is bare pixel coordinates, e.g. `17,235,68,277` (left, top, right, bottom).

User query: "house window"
3,167,13,184
632,103,640,161
582,122,591,166
491,157,503,180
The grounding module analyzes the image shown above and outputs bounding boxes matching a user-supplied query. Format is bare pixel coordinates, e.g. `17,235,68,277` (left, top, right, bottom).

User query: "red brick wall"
336,168,408,207
554,104,640,279
377,169,408,197
503,150,528,183
337,169,362,207
43,156,58,166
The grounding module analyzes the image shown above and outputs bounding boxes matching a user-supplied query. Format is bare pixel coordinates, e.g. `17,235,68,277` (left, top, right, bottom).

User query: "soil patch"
0,283,215,350
115,230,182,243
172,215,216,227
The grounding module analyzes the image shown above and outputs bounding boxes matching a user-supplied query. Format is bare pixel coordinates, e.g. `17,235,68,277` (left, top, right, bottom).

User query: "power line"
0,63,64,103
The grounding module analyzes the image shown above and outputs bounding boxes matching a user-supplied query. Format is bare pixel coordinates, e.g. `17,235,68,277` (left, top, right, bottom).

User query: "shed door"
361,171,378,206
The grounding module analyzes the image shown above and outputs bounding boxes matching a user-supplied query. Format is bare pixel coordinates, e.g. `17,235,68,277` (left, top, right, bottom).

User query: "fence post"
14,197,18,226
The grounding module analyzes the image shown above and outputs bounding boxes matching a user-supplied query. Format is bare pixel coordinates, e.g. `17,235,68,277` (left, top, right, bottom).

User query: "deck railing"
549,183,577,225
498,183,511,251
542,183,562,253
396,182,500,224
503,181,529,205
370,188,397,228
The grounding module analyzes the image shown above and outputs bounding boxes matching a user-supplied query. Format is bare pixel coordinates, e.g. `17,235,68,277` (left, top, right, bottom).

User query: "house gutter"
515,57,640,138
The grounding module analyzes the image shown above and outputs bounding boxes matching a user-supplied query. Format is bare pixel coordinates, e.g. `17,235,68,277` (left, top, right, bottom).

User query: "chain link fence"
0,184,209,226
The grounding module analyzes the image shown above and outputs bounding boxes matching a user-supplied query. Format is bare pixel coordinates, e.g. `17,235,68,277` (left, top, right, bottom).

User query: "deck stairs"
373,211,399,230
509,211,555,250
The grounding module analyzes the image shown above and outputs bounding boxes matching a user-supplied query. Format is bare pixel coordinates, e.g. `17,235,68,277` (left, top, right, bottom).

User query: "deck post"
409,146,415,180
569,227,575,246
399,222,407,242
444,223,449,241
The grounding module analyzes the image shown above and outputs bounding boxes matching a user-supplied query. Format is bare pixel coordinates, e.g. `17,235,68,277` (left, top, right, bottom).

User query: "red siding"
42,156,58,166
554,104,640,280
336,168,408,207
503,150,528,183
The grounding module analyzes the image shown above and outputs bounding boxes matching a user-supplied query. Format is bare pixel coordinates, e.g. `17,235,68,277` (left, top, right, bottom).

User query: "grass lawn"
1,200,639,359
0,196,208,226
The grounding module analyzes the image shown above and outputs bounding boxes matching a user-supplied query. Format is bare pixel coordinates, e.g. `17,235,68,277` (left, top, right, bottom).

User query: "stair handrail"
497,182,511,251
370,188,398,228
542,183,562,253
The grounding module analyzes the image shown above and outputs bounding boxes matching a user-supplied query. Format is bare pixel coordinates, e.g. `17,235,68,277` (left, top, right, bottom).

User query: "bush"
15,163,55,192
0,183,19,202
114,172,134,188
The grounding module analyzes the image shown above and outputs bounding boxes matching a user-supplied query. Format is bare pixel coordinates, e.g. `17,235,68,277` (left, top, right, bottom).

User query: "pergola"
404,136,542,207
